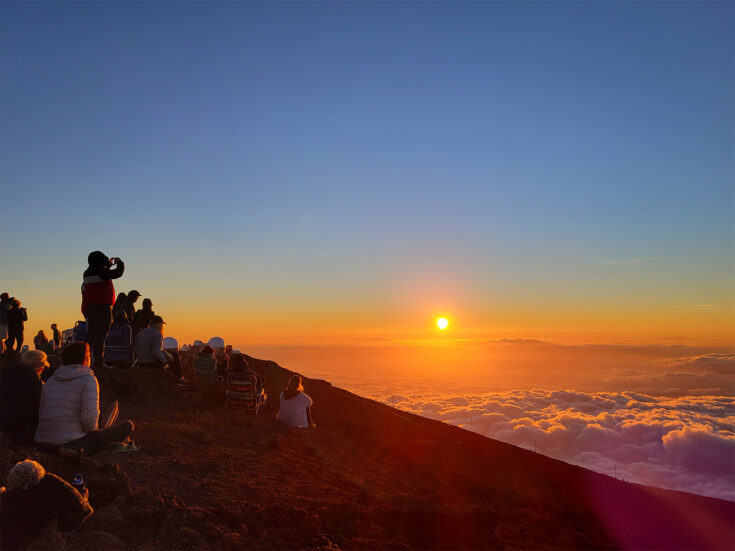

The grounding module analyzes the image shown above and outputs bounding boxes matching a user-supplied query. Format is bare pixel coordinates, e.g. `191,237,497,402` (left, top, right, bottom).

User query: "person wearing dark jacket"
0,350,48,444
133,298,155,334
82,251,124,368
6,298,28,353
1,459,93,550
121,290,141,327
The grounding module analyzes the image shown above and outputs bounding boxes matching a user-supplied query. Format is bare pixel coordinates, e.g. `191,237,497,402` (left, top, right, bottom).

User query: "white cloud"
367,389,735,501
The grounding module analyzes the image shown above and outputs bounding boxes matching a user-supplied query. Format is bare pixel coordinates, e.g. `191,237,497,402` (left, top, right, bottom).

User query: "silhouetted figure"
6,298,27,353
35,342,133,453
82,251,125,368
133,298,155,334
113,289,140,326
113,309,130,325
1,460,92,550
50,323,61,350
0,292,10,356
33,330,49,351
0,350,48,444
276,374,315,429
111,292,127,317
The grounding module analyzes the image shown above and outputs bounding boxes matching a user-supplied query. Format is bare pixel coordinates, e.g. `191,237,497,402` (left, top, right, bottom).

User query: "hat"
7,460,45,490
128,290,141,298
150,315,166,325
22,350,50,369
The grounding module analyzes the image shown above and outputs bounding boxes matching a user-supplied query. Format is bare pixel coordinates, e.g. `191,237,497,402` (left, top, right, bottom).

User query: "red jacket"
81,261,125,315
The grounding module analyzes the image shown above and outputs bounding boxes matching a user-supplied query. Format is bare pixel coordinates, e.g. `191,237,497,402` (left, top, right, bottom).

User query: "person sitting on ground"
0,459,93,550
33,330,49,351
50,323,61,350
0,350,48,444
35,342,134,453
133,297,154,335
276,374,316,429
133,315,186,385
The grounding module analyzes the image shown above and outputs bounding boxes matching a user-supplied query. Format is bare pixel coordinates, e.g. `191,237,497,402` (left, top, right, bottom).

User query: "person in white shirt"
276,374,315,429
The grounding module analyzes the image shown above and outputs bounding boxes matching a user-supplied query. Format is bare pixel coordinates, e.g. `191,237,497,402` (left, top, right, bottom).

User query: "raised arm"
102,259,125,280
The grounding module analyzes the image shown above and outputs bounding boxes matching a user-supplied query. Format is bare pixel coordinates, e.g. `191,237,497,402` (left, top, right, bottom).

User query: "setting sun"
437,317,449,330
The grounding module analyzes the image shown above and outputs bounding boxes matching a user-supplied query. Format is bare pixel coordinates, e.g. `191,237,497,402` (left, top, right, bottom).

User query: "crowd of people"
0,249,317,545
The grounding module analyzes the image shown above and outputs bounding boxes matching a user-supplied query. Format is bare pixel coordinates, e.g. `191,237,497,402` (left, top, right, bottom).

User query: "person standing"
111,292,127,317
6,298,27,353
0,292,11,356
50,323,61,350
34,330,49,351
121,290,141,327
81,251,124,369
133,298,155,334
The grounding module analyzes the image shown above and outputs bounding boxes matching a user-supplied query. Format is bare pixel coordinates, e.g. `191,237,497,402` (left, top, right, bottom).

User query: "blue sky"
1,1,733,343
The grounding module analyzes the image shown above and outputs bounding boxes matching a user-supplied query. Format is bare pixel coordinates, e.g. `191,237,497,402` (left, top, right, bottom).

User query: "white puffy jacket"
34,364,99,445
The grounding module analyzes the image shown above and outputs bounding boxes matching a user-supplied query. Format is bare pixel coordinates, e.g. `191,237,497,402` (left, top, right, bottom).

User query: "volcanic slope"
2,356,733,550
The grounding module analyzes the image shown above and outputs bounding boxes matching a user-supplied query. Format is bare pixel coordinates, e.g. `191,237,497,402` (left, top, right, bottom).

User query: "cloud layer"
266,341,735,501
372,389,735,501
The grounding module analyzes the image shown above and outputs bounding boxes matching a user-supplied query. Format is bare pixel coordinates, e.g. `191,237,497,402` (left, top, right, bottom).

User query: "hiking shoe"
176,378,189,388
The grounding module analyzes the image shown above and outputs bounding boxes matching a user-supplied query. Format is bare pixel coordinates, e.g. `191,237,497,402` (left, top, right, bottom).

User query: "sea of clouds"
253,342,735,501
373,389,735,501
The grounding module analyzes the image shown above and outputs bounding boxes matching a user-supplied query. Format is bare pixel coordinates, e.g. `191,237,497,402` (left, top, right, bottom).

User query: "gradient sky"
1,1,733,345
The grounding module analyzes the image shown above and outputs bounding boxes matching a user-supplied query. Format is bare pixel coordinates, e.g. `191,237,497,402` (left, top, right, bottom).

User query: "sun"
437,317,449,330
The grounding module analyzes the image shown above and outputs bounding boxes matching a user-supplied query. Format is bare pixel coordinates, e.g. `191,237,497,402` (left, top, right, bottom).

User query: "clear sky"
1,1,733,346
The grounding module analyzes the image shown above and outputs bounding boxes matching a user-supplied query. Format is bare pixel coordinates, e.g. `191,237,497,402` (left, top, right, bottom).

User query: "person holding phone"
81,251,125,369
